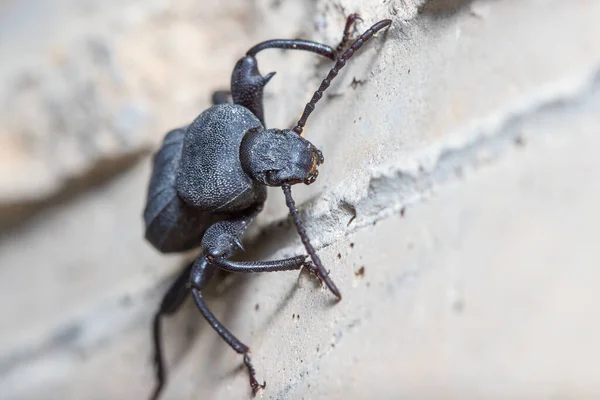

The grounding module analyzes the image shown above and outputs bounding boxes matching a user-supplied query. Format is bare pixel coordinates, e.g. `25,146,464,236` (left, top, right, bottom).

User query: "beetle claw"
243,353,266,396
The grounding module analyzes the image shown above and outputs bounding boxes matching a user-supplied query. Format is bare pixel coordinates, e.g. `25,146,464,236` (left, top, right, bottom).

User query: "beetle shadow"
418,0,474,17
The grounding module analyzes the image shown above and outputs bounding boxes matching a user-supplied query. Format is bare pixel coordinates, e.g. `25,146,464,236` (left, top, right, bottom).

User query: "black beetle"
144,15,391,399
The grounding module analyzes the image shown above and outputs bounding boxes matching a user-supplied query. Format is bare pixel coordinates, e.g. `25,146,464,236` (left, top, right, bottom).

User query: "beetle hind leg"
150,262,194,400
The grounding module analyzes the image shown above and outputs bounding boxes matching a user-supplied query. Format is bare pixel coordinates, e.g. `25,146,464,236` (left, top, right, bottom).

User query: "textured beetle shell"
176,104,265,212
144,104,266,253
144,128,219,253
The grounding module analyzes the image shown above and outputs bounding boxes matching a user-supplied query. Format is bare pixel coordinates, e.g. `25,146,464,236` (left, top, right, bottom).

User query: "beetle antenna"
292,19,391,135
282,183,341,299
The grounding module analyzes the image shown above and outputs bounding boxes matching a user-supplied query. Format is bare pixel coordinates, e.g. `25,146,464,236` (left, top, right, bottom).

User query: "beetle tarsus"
244,353,266,396
336,13,364,54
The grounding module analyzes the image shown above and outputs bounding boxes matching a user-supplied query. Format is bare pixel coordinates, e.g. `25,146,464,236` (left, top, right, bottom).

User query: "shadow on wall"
419,0,474,16
0,151,148,235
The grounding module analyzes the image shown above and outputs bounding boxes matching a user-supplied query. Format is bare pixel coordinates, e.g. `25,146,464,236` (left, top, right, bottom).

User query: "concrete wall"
1,0,600,399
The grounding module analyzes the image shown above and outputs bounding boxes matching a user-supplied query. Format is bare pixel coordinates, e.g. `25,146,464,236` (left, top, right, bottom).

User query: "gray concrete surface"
1,0,600,399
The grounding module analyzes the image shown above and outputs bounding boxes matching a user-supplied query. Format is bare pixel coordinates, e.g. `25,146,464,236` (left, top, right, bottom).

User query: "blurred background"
2,0,600,399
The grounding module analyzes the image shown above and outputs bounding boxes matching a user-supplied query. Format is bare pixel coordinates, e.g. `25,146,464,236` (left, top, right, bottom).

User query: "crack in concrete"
266,63,600,260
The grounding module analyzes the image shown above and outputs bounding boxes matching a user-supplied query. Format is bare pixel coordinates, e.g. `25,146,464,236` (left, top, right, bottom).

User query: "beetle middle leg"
211,90,231,105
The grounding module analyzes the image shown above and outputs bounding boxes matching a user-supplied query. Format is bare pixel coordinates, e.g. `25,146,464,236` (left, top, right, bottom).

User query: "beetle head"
240,128,323,186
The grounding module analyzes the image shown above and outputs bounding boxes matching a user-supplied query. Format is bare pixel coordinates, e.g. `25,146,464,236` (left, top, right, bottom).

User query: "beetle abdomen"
144,128,217,253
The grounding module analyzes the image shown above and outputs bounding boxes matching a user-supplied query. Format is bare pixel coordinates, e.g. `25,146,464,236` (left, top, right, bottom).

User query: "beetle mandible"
144,15,391,399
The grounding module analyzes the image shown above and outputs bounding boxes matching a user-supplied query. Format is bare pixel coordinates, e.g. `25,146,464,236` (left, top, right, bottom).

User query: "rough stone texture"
1,0,600,399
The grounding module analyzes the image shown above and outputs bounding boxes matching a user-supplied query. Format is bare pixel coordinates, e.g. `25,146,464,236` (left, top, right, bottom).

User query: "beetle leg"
207,254,310,273
245,39,336,60
202,212,318,275
245,14,365,59
200,206,262,258
211,90,231,105
232,14,366,127
150,262,197,400
189,256,266,396
335,13,364,55
231,55,274,126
